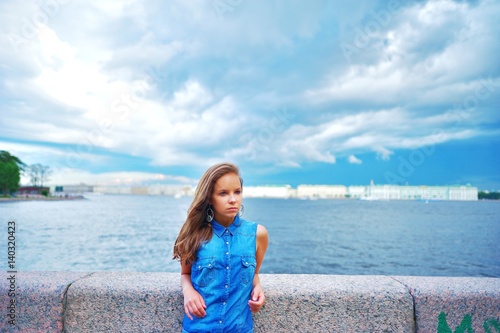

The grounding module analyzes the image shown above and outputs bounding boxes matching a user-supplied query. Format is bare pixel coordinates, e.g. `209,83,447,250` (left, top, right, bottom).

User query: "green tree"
0,151,25,196
27,163,52,188
478,191,500,200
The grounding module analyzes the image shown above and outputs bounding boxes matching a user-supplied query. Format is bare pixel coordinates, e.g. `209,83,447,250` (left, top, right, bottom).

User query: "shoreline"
0,195,85,202
0,193,500,203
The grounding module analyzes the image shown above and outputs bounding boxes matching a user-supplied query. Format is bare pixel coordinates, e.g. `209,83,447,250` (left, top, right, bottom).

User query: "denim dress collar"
183,215,257,333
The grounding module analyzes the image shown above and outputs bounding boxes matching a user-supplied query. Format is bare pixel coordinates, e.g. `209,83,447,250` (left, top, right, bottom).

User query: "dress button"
226,252,229,255
226,266,229,269
219,320,223,324
223,302,226,305
226,241,229,245
225,285,228,288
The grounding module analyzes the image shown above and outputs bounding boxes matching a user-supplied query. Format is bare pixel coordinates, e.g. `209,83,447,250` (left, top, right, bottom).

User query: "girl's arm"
181,262,207,320
248,224,269,313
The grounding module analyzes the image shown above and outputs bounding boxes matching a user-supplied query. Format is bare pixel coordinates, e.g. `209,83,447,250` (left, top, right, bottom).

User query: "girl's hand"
183,288,207,320
248,283,265,313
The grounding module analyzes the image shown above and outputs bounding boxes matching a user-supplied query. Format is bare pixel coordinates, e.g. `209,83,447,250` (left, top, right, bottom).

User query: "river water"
1,195,499,277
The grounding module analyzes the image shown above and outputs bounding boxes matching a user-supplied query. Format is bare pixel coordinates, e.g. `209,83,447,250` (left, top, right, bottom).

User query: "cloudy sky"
1,0,499,190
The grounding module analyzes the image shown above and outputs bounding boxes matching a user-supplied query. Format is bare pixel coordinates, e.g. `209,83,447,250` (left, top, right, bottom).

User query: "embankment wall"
1,272,499,332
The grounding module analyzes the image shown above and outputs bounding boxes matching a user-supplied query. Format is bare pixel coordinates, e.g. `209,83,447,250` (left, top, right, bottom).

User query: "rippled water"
1,195,499,277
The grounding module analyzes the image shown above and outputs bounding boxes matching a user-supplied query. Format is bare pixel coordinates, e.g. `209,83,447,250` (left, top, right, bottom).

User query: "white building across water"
297,185,347,199
243,185,292,198
58,182,478,201
348,183,477,201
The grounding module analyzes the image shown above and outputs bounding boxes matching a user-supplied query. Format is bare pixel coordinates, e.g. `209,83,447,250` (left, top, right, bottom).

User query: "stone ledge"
1,272,498,333
65,272,183,333
254,274,414,332
393,276,500,333
1,271,91,333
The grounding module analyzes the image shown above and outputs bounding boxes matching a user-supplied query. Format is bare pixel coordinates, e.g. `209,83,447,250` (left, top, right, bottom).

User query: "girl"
173,162,268,333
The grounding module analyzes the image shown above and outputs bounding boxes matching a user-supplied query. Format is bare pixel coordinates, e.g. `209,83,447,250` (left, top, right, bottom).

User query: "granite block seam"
391,276,418,330
61,272,95,333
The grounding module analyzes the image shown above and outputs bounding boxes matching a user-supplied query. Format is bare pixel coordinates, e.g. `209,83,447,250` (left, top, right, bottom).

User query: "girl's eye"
219,192,226,196
235,190,241,195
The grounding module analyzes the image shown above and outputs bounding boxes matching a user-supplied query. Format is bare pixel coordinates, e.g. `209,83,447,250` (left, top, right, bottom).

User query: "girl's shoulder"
239,218,259,227
240,217,256,224
238,218,259,233
239,219,267,238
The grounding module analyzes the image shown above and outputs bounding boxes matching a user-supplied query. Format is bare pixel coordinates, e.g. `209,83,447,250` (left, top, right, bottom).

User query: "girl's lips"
228,207,238,211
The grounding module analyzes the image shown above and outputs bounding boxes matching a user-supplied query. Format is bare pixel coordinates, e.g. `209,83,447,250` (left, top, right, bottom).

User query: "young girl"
173,162,268,333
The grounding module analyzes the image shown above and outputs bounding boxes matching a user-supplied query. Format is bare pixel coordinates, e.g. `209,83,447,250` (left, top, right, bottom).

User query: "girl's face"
210,172,242,226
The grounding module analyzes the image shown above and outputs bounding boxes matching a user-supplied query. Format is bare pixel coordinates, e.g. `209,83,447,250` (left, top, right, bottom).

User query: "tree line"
478,191,500,200
0,150,52,196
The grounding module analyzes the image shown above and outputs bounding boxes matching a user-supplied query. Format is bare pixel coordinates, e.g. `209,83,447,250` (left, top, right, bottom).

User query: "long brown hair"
173,162,242,265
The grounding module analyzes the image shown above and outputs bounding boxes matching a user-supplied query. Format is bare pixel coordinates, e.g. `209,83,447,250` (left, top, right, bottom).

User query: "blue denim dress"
182,215,257,333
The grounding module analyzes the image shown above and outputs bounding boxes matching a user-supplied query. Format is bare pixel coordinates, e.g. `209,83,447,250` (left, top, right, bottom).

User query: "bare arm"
181,262,206,320
248,224,269,313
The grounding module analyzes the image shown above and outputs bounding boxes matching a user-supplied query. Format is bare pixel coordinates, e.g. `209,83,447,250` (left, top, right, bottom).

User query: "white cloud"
89,0,142,19
1,0,499,185
1,19,247,167
373,146,393,160
31,25,131,116
306,0,500,107
105,82,246,166
348,155,362,164
228,103,494,166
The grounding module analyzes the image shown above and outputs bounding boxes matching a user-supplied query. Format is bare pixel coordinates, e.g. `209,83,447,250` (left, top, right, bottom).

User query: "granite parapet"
1,272,499,332
254,274,414,332
64,272,183,333
0,271,91,333
393,276,500,333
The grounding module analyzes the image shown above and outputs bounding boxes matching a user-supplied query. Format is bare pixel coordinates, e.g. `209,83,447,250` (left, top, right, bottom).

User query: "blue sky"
1,0,499,190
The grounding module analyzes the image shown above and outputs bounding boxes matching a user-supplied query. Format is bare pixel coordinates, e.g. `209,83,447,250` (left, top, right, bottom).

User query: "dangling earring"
206,206,214,222
238,204,244,217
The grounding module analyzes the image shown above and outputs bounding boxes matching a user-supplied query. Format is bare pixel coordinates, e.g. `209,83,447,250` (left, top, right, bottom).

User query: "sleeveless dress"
182,215,257,333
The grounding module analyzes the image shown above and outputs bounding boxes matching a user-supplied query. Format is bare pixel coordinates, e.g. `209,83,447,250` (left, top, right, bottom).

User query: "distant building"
297,185,347,199
147,184,194,196
347,186,366,199
131,186,149,195
347,183,478,201
448,186,478,201
244,185,292,198
60,182,478,201
17,186,50,195
92,184,195,196
93,186,132,194
54,184,94,194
